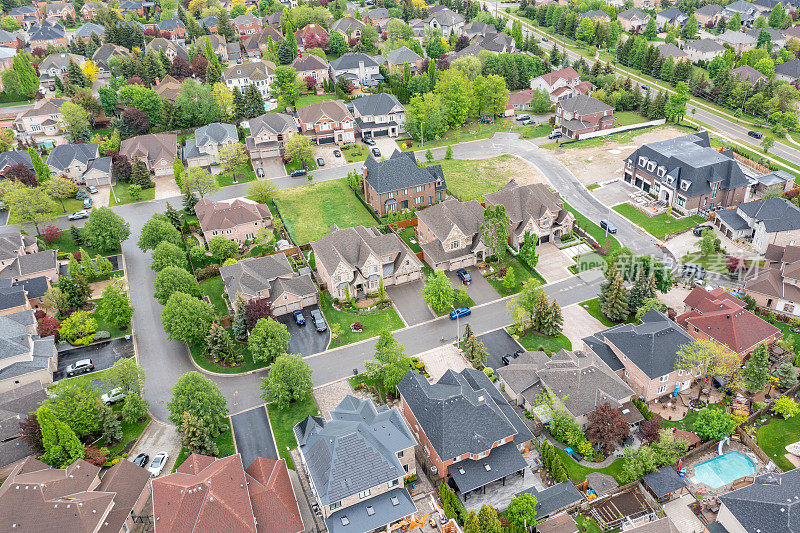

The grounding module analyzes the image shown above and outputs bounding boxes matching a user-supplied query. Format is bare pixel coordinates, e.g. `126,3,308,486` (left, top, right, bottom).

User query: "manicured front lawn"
437,155,525,201
321,292,405,347
554,448,626,483
756,413,800,471
614,111,650,127
272,179,377,244
579,297,637,328
513,328,572,353
266,395,320,469
44,231,111,258
613,203,704,240
562,200,621,253
341,143,369,163
90,299,131,339
216,161,257,187
188,328,264,374
173,418,236,471
53,198,86,215
201,275,230,317
485,255,545,296
284,158,317,174
109,184,156,206
105,413,150,456
398,117,525,151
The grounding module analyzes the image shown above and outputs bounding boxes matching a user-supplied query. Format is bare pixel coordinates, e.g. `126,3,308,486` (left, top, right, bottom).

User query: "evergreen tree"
244,83,265,118
232,294,248,341
37,406,85,468
130,157,153,188
28,147,49,182
743,343,770,393
232,87,246,120
205,322,238,365
601,270,628,322
628,273,656,314
183,189,198,215
180,411,218,456
67,59,88,88
541,298,563,337
478,505,502,533
100,405,123,444
164,202,181,229
462,322,474,345
277,39,295,64
776,362,798,390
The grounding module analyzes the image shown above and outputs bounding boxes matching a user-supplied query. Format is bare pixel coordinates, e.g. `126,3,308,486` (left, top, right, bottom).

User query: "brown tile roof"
296,99,353,125
195,198,272,233
155,75,182,101
96,459,151,533
537,67,580,87
507,90,534,108
120,133,178,168
245,458,303,533
674,429,701,446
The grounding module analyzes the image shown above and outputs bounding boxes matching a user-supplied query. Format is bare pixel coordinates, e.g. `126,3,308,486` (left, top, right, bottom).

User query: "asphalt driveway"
275,304,330,356
477,328,525,370
54,338,135,381
387,280,433,326
446,267,498,305
230,405,278,469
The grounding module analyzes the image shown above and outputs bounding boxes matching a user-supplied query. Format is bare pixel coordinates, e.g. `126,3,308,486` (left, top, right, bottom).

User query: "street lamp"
451,305,460,344
420,121,425,148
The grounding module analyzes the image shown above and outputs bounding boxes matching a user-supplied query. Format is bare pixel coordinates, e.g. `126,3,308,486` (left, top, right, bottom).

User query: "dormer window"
680,180,690,192
638,156,647,167
656,166,666,178
647,161,656,172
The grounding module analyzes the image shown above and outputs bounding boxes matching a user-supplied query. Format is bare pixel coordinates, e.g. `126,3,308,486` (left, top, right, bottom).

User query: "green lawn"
266,396,320,468
284,158,317,174
294,93,338,108
396,225,422,254
579,298,637,328
562,200,621,253
272,179,377,244
56,366,116,389
528,123,554,138
613,203,704,240
587,183,601,190
437,155,526,201
614,111,650,127
105,414,150,456
322,292,405,347
90,299,131,339
398,117,542,151
216,161,257,187
681,251,731,274
485,254,545,296
541,125,667,150
52,197,86,215
341,143,370,163
661,402,725,431
513,328,572,353
554,448,626,483
188,328,263,374
574,515,604,533
44,231,111,258
757,413,800,471
173,418,236,471
201,276,230,317
109,184,156,206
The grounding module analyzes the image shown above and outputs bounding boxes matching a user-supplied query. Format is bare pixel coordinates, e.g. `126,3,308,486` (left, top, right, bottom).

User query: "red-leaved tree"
37,315,61,341
726,256,748,275
123,108,150,136
5,162,37,186
586,402,630,454
639,417,662,443
41,225,64,245
245,297,272,331
192,54,209,81
171,56,193,80
304,75,317,91
83,445,108,467
19,414,43,453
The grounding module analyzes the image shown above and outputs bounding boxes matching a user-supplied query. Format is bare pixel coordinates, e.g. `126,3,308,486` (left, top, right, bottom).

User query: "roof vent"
391,496,399,506
484,464,491,471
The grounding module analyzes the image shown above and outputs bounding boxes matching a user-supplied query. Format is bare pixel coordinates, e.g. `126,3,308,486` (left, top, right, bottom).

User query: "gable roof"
92,43,130,68
74,22,105,38
0,381,45,442
619,8,649,21
248,112,296,138
46,143,100,172
364,150,443,194
517,481,583,518
291,53,329,72
686,38,725,53
557,94,613,115
719,469,800,533
330,52,380,71
223,61,275,81
776,57,800,79
642,466,686,499
416,198,484,243
296,99,353,124
536,67,580,88
219,253,294,298
385,45,422,65
189,122,238,154
738,197,800,232
730,64,767,84
484,180,572,234
195,198,271,233
119,133,178,166
147,37,189,60
352,93,404,118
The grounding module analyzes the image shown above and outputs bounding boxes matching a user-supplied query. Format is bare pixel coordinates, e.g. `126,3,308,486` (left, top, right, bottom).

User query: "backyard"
756,408,800,472
555,448,626,483
173,419,236,471
613,203,704,240
266,395,320,468
321,292,405,347
44,231,115,258
395,225,422,254
438,155,548,201
614,111,651,127
200,275,230,317
271,179,377,244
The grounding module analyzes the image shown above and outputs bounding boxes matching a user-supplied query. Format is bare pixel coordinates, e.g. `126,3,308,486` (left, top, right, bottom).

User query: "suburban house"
0,382,46,468
484,180,575,246
363,150,445,216
195,197,272,244
197,34,228,61
623,132,750,216
80,1,103,19
775,57,800,82
330,16,364,39
38,53,84,89
748,170,796,198
223,61,276,99
92,43,130,74
0,151,32,177
350,92,406,139
417,6,465,36
730,64,767,85
13,98,66,148
199,15,219,32
385,46,423,74
0,276,50,316
46,143,112,186
310,224,422,300
44,2,75,21
184,122,238,168
397,369,533,501
244,112,296,175
685,39,726,62
716,29,758,53
152,453,303,533
694,4,723,26
505,90,536,115
74,22,105,42
0,232,57,285
617,8,649,32
154,74,183,101
745,244,800,317
294,396,417,533
242,27,284,59
147,37,190,62
296,100,355,145
530,67,594,103
291,53,330,87
8,6,39,27
294,23,328,50
0,309,57,393
27,22,67,49
554,94,615,139
0,457,151,532
582,309,699,402
220,253,318,315
724,0,759,26
581,10,612,23
747,27,787,49
676,286,781,358
717,469,800,533
364,7,391,24
118,0,147,17
496,349,639,431
516,482,584,524
0,29,23,50
232,12,263,35
714,197,800,252
656,7,687,28
119,133,179,176
330,53,383,87
416,199,489,270
156,18,187,44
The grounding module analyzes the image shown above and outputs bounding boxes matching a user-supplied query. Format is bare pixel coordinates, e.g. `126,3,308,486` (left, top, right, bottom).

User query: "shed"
642,466,688,502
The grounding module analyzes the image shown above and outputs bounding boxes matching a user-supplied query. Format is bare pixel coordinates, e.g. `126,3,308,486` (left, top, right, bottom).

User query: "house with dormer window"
233,12,263,35
45,2,75,22
13,98,66,148
351,93,406,139
222,61,275,99
311,224,422,300
46,143,111,186
147,37,189,62
416,199,489,271
119,133,178,176
623,132,750,216
363,151,445,216
157,18,187,44
244,112,297,176
297,100,355,145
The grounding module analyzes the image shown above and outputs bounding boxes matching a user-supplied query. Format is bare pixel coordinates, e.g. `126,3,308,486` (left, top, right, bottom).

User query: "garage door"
318,136,335,145
272,304,287,316
374,129,389,137
302,296,317,307
395,274,409,284
286,301,302,313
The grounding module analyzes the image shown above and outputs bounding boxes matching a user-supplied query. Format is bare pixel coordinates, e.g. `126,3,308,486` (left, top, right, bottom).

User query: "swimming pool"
691,451,756,489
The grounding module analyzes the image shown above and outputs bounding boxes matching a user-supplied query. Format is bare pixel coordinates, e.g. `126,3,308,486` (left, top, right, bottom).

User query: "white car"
101,387,125,405
147,452,169,477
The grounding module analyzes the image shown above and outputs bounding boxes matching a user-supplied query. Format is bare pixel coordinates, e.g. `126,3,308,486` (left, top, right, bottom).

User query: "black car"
748,130,763,140
371,147,381,157
363,138,376,146
502,349,524,365
290,168,307,177
693,225,713,237
316,157,325,167
333,149,342,157
310,308,328,332
132,453,149,468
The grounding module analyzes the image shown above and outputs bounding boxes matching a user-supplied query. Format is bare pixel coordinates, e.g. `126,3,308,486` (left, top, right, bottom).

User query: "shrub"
94,331,111,340
772,397,799,419
195,264,220,280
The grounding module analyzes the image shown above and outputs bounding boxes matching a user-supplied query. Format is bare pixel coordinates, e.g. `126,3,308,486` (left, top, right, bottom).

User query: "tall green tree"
365,329,413,392
248,317,290,365
138,214,183,251
422,270,455,314
477,505,502,533
167,371,229,435
205,322,240,365
232,294,249,341
37,406,85,468
600,269,628,322
270,65,303,108
96,284,134,330
260,353,313,408
180,411,218,456
84,207,130,252
481,205,510,263
743,342,770,393
161,292,215,345
13,54,39,98
28,147,50,183
43,379,101,437
506,493,537,529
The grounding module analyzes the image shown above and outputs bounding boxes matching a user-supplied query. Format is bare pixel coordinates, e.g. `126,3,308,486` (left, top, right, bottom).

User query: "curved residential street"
15,133,669,421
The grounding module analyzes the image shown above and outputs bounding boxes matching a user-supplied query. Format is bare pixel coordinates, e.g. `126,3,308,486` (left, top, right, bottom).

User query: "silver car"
147,452,169,477
310,308,327,332
101,387,125,405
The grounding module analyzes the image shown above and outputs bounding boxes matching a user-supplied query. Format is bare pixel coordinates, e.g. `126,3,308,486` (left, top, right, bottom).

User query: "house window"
386,191,394,198
660,374,669,382
397,450,404,458
678,369,684,376
675,196,686,208
403,189,408,195
415,185,425,192
624,370,630,377
449,241,459,250
711,181,720,198
414,196,423,205
330,501,342,510
359,489,371,499
657,385,667,394
388,479,399,488
785,303,795,313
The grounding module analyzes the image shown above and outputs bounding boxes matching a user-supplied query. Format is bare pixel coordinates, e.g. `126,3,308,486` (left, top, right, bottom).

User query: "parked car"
600,219,617,234
65,358,94,376
456,268,472,285
363,137,376,146
148,452,169,477
682,263,707,281
83,198,92,209
68,210,89,221
310,308,327,332
290,168,307,177
693,225,713,237
316,157,325,167
748,130,763,140
548,131,562,139
333,149,342,157
450,307,471,319
371,147,381,157
293,309,306,326
541,36,548,42
86,185,98,194
132,453,149,468
522,119,534,126
515,114,530,121
101,387,125,405
502,349,524,365
641,85,649,91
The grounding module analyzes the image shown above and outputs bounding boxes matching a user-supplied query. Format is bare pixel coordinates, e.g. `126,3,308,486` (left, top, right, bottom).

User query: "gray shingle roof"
695,4,723,16
686,39,725,53
642,466,686,499
220,253,308,302
738,197,800,233
351,93,403,118
92,43,130,69
247,112,296,137
46,143,99,172
557,94,613,116
364,150,444,194
325,488,416,533
330,53,380,71
0,382,45,442
730,65,767,84
75,23,105,38
293,395,415,506
517,481,583,518
157,18,185,31
27,22,65,42
618,8,649,21
331,16,365,33
0,152,32,174
0,310,55,382
716,208,750,232
719,469,800,533
450,442,528,494
776,57,800,79
385,46,422,65
195,122,237,147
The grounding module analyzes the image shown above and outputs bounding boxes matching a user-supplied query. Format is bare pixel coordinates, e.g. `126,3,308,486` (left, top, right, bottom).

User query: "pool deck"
683,441,763,497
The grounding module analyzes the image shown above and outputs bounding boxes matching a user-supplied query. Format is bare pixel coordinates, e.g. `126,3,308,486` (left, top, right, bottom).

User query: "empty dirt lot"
549,126,688,187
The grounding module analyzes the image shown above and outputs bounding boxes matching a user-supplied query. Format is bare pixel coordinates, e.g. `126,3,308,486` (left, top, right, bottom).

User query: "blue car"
456,268,471,285
450,307,471,320
293,310,306,326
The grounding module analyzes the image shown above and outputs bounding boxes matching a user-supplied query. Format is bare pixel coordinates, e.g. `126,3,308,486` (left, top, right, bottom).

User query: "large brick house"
397,369,532,501
677,286,781,359
554,94,615,139
484,180,575,246
530,67,594,103
351,92,406,139
296,100,355,145
714,197,800,253
291,53,329,88
232,12,262,35
363,151,445,216
416,199,489,270
623,132,750,216
195,197,272,243
583,309,699,402
310,224,422,300
184,122,238,168
13,98,66,148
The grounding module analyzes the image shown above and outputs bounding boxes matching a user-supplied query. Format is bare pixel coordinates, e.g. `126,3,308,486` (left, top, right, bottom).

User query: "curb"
184,343,270,377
